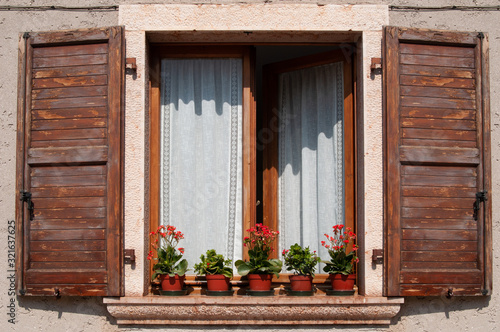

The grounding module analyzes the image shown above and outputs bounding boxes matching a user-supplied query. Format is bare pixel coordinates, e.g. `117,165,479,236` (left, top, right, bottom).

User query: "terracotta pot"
330,274,355,291
289,275,313,291
160,274,185,291
206,274,230,291
248,274,273,291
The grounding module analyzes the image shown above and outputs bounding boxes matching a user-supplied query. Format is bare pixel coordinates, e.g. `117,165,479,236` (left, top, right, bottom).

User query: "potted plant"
282,243,320,292
235,223,282,293
148,225,188,292
194,249,233,292
321,225,359,293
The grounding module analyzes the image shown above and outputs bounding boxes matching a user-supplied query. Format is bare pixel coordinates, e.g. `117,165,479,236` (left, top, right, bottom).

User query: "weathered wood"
32,86,107,100
31,186,105,198
33,43,107,58
402,207,473,220
402,239,477,251
400,75,475,89
401,86,475,100
32,96,107,110
31,219,105,230
400,271,482,285
30,240,105,251
401,138,477,148
402,128,476,141
402,229,476,241
402,197,474,209
402,219,476,230
18,27,123,297
400,43,475,58
400,146,480,164
25,271,107,284
31,139,108,148
30,229,105,241
31,128,106,141
401,96,475,109
33,54,107,68
402,165,476,177
32,118,107,130
400,54,475,68
400,64,474,79
400,118,476,130
400,284,482,296
27,146,108,164
401,174,476,188
34,207,106,220
33,75,107,89
30,261,106,270
33,64,108,79
34,197,105,209
31,165,105,177
402,262,478,270
402,251,477,262
30,251,106,262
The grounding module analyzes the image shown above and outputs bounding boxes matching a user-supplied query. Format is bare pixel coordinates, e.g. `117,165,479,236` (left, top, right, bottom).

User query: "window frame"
148,43,358,292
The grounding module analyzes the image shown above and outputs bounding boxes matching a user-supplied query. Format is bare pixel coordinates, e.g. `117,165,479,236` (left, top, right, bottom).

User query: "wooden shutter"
15,27,124,296
384,27,491,297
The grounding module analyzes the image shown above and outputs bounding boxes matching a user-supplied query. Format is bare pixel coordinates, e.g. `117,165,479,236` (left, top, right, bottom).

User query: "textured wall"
1,1,499,331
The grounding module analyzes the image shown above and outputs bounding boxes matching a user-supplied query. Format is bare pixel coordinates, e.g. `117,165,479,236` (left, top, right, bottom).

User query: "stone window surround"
106,4,404,325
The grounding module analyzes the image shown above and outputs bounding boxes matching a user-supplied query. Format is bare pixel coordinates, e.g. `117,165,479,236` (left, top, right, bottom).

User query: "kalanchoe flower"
148,224,188,280
322,224,358,275
235,223,282,277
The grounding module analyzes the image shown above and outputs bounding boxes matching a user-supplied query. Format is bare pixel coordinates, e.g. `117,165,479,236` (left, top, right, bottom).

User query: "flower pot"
206,274,230,292
160,274,185,291
248,274,273,291
289,275,313,292
330,274,355,291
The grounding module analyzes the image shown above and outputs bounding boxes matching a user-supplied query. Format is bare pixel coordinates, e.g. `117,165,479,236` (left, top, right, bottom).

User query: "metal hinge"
372,249,384,263
20,190,34,220
124,249,136,264
371,57,382,72
473,190,487,221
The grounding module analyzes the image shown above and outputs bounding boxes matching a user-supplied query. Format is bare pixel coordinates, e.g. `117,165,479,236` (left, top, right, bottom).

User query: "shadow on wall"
17,296,116,325
392,295,491,325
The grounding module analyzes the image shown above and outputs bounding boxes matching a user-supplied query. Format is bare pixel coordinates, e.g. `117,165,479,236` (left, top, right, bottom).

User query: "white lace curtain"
160,58,243,269
278,62,344,267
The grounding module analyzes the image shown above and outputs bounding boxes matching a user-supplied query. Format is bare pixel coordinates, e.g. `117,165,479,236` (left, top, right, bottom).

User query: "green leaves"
322,249,357,275
193,249,233,278
235,257,282,278
283,243,320,277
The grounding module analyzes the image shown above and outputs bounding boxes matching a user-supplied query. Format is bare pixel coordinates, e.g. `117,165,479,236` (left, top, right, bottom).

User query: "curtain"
278,62,344,268
160,58,243,269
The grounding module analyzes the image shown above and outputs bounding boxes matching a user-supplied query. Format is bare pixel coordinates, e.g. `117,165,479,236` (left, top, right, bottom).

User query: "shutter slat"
17,27,123,296
384,27,490,297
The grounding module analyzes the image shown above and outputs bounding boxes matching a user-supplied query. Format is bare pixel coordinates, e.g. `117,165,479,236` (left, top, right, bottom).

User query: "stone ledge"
104,296,404,325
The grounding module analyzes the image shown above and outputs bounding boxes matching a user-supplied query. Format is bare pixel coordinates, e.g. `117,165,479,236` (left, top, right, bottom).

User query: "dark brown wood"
384,26,491,297
16,27,123,296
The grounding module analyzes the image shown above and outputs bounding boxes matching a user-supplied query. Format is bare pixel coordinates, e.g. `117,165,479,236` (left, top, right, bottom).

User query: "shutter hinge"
371,57,382,73
20,190,34,220
124,249,136,264
22,32,30,39
126,58,137,71
477,32,485,39
372,249,384,263
473,190,487,221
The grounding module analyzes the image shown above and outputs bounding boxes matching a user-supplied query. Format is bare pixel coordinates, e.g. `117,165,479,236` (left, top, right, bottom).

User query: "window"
149,45,355,275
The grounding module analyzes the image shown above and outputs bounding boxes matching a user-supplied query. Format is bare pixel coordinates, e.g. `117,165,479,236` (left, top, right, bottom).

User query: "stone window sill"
104,295,404,325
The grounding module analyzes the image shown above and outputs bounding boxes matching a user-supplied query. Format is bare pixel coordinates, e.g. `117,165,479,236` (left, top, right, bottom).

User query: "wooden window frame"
148,44,357,292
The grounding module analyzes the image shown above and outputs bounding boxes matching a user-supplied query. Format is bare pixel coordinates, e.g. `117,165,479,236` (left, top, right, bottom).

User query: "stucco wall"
0,1,499,331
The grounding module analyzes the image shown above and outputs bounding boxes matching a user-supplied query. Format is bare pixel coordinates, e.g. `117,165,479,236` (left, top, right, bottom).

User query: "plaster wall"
0,1,499,331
